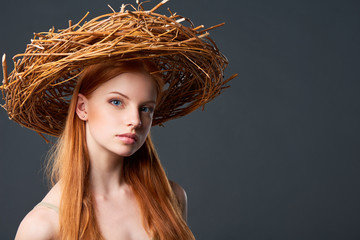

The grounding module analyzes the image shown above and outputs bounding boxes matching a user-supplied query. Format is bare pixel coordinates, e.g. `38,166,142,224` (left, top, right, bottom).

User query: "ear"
75,93,88,121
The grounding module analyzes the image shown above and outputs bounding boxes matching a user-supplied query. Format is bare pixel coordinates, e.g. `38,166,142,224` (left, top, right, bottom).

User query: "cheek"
141,115,153,132
141,126,151,140
88,104,104,124
87,103,116,131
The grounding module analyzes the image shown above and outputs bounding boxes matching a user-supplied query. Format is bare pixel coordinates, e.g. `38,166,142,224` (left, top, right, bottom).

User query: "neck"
89,155,124,197
86,132,126,197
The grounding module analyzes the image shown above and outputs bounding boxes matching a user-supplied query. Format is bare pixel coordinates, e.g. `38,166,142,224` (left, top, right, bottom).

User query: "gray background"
1,0,360,239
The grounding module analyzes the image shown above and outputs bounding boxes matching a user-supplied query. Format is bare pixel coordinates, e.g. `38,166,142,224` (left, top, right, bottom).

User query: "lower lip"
116,136,136,144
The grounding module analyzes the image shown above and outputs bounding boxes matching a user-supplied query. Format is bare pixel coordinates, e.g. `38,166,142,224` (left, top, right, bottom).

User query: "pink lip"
116,133,138,144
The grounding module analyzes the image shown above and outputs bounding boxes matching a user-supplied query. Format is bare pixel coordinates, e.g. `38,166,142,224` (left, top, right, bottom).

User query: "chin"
107,140,145,157
111,146,140,157
117,152,136,157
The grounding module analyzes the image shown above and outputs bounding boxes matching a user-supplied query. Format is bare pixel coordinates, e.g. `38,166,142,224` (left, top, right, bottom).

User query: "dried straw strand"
2,54,8,85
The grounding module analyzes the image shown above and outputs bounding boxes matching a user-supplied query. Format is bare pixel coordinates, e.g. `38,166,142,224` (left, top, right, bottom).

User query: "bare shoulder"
169,180,187,204
15,183,61,240
41,182,61,206
15,207,58,240
169,180,188,221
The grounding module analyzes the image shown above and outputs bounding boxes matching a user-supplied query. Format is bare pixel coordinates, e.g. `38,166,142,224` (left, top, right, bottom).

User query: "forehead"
92,72,157,100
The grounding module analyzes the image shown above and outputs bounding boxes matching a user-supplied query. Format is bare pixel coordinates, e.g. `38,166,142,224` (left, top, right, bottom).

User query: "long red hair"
47,60,195,239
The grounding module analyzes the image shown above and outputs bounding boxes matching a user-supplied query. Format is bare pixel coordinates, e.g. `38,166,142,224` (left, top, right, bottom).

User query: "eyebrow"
109,91,129,100
108,91,156,104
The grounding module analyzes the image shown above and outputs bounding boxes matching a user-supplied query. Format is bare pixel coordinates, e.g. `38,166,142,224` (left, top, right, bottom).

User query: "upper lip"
117,133,138,142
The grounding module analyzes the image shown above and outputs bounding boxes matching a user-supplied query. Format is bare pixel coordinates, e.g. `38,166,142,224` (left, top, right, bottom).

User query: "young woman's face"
80,72,157,158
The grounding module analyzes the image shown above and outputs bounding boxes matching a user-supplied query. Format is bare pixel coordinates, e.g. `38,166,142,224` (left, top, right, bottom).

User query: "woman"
1,1,235,239
16,60,191,239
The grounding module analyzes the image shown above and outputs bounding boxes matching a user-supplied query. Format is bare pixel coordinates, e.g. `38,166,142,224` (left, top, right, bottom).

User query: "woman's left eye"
140,106,154,113
110,99,122,106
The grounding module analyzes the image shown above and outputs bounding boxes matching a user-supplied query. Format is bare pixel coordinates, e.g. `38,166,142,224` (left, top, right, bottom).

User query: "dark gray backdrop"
1,0,360,239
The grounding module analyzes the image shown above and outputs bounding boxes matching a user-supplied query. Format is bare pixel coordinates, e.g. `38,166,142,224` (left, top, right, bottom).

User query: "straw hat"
0,0,236,138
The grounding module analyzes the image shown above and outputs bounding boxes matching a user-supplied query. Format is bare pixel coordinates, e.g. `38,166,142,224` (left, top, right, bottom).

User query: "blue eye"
111,99,122,106
140,106,154,113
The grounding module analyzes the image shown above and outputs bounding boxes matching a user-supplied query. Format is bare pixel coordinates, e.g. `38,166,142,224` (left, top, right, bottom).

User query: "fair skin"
15,72,187,240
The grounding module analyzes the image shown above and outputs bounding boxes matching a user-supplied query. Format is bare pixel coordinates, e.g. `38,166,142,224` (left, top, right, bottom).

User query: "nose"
126,107,142,129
